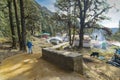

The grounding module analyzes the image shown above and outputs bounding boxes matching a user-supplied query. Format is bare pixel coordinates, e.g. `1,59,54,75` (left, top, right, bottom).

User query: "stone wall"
42,48,83,74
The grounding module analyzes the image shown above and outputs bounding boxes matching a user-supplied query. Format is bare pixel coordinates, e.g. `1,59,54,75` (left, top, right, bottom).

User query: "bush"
111,32,120,41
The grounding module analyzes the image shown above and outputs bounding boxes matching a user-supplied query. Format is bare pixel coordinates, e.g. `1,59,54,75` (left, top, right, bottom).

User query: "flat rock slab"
42,48,83,74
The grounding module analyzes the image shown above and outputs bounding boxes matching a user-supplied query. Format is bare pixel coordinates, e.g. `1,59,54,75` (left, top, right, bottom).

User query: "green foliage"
0,0,10,37
24,0,41,32
56,0,111,48
111,32,120,41
0,0,62,39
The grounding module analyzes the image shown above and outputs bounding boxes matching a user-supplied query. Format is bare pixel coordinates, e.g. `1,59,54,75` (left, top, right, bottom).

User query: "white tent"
91,29,107,49
92,29,106,41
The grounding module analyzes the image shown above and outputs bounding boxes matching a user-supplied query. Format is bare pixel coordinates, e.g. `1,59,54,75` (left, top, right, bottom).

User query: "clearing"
0,37,120,80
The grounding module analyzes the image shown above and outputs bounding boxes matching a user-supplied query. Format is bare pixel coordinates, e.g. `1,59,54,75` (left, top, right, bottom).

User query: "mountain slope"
0,0,55,37
110,28,119,34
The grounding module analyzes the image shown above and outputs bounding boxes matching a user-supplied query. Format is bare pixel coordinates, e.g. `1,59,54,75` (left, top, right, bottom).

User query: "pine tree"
7,0,16,48
13,0,22,50
20,0,26,51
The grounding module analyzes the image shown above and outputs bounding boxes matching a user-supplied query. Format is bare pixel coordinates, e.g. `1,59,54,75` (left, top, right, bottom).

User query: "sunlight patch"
23,59,38,63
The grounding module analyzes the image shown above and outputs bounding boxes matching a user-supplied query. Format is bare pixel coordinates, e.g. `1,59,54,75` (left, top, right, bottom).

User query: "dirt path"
0,37,120,80
0,53,85,80
0,38,84,80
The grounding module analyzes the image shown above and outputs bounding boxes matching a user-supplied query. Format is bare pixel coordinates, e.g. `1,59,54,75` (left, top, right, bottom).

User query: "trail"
0,38,84,80
0,37,120,80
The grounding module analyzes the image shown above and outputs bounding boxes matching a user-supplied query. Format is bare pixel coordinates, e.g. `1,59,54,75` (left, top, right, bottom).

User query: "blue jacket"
27,41,33,48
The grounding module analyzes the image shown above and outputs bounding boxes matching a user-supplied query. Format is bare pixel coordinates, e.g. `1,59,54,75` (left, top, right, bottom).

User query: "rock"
42,48,83,74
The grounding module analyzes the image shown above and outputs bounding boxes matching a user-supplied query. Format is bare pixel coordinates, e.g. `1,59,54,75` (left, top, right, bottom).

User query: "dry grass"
0,38,8,43
0,37,84,80
0,37,120,80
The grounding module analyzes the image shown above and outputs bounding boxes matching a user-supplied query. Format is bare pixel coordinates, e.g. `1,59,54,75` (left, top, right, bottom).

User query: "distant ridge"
110,28,119,34
34,0,53,16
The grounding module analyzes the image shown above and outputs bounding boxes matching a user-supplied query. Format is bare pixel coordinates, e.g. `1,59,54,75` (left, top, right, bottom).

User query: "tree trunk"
13,0,22,50
68,20,72,46
71,2,77,45
78,0,87,49
79,22,84,48
20,0,26,51
68,0,72,46
8,0,16,48
31,24,35,35
71,25,76,45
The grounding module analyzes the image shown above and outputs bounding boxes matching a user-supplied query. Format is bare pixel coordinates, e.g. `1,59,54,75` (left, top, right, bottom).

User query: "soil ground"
0,37,120,80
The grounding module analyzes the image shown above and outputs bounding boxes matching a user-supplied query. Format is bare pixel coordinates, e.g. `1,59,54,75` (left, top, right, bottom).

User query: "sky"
35,0,120,28
101,0,120,28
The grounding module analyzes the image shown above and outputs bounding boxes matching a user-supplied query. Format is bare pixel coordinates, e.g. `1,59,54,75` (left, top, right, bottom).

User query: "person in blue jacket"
27,40,33,54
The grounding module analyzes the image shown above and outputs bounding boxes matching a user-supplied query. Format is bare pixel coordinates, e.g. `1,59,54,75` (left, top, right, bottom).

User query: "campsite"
0,0,120,80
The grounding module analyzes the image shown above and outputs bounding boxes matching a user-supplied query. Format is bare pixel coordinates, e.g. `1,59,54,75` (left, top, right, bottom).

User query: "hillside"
0,0,55,37
110,28,119,34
